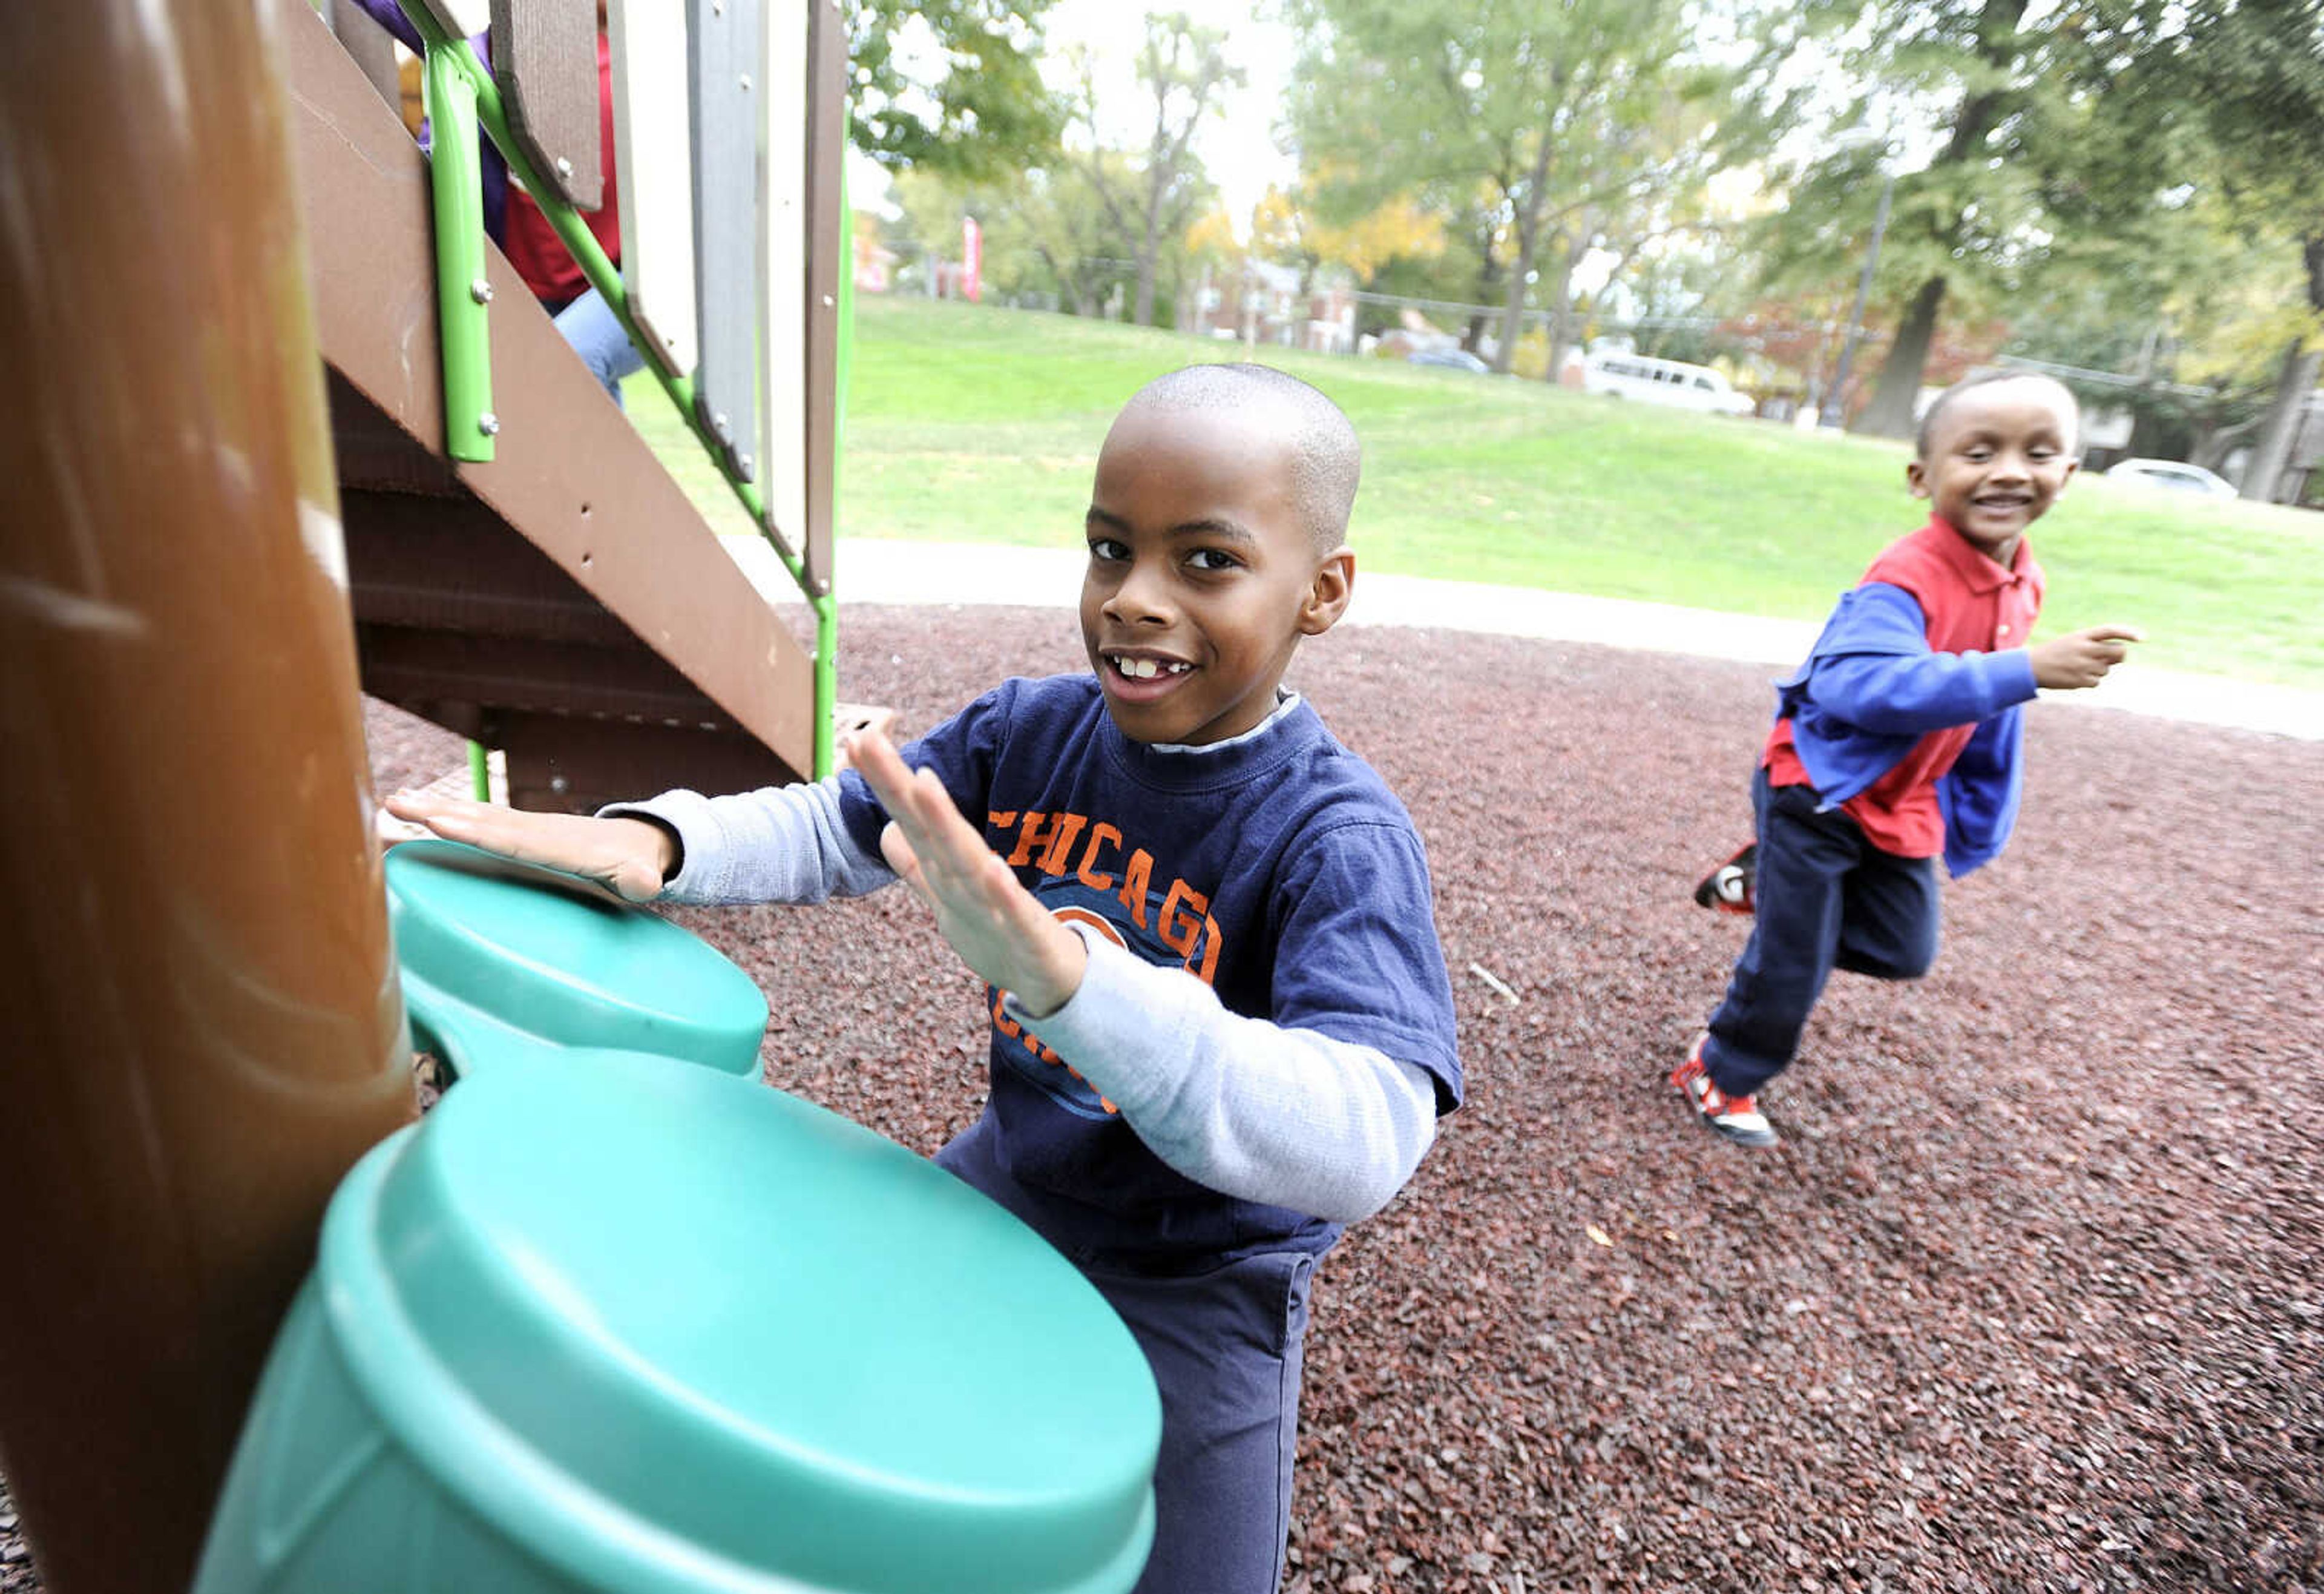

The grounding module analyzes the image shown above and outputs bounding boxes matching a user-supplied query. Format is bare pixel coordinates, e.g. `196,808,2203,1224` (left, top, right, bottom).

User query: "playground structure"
1,2,1158,1590
306,0,851,810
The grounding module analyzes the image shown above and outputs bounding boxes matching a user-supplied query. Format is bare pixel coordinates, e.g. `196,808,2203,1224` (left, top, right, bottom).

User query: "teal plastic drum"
386,839,768,1079
194,1049,1160,1593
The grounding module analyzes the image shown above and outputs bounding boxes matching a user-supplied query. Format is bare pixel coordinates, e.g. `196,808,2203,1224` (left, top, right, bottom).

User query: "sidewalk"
726,536,2324,742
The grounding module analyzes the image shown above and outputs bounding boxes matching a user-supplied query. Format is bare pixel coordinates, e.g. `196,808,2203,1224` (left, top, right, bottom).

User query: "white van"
1581,351,1754,417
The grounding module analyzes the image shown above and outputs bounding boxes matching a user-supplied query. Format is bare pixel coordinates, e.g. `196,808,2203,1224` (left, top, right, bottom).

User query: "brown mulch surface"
7,605,2319,1593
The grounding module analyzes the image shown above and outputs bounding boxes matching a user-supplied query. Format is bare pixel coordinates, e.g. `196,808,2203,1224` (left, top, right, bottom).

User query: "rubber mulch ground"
6,605,2317,1594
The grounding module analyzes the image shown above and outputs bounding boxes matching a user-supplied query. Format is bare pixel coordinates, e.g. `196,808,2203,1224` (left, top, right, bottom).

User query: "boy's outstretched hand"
2029,624,2144,690
381,790,676,903
847,728,1088,1020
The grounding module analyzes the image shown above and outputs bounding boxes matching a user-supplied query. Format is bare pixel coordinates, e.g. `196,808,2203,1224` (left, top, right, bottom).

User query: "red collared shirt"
1765,516,2044,857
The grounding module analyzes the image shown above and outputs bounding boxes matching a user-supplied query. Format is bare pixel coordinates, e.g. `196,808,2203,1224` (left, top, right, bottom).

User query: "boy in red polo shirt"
1674,371,2142,1147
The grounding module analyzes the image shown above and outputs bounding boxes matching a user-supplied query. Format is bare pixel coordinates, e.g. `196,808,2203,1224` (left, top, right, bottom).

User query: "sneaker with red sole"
1670,1035,1779,1148
1692,842,1757,916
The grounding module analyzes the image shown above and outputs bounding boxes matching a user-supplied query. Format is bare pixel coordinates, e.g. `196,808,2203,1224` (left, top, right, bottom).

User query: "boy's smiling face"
1908,376,2079,564
1080,405,1351,746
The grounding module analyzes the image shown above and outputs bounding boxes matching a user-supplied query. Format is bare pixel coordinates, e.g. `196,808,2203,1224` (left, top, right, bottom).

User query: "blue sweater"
1771,519,2044,876
836,676,1463,1264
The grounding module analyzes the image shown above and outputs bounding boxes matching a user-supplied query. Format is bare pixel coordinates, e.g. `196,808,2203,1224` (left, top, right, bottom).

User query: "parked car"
1581,351,1754,416
2104,457,2239,499
1408,347,1491,374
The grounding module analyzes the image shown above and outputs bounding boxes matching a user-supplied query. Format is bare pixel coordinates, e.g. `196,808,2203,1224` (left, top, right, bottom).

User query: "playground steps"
286,0,816,814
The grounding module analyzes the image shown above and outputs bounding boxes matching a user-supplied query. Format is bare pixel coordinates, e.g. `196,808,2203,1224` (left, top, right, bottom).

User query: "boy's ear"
1905,459,1931,499
1298,548,1356,636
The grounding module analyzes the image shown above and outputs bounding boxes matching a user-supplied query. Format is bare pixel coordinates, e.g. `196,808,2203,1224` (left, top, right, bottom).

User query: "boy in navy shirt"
1676,371,2140,1148
390,363,1463,1593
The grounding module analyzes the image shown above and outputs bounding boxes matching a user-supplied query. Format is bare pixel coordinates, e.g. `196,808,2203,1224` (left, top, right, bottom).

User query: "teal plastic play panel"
386,838,768,1079
194,1049,1161,1593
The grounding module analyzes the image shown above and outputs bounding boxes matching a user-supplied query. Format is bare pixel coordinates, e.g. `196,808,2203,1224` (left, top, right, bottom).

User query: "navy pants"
937,1116,1314,1594
1703,768,1941,1096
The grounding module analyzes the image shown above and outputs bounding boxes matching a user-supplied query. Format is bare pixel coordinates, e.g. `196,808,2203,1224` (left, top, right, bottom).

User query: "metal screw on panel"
738,73,752,91
556,156,574,179
469,278,493,303
478,412,501,436
550,776,570,794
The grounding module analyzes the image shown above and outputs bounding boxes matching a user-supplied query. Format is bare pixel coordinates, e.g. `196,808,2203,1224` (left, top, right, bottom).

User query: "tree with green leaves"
1062,13,1241,327
888,156,1144,317
847,0,1067,183
2105,0,2324,501
1969,0,2324,494
1756,0,2090,439
875,12,1242,326
1284,0,1773,375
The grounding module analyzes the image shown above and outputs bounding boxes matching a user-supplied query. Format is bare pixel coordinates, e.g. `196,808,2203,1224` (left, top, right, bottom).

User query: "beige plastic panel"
608,0,697,374
757,0,809,551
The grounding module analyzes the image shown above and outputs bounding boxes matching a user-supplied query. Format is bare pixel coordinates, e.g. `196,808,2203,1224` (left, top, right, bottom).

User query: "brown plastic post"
329,0,406,113
491,0,604,210
0,2,418,1589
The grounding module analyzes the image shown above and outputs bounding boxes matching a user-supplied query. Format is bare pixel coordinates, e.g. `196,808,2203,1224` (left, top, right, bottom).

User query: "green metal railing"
402,4,840,779
418,39,496,464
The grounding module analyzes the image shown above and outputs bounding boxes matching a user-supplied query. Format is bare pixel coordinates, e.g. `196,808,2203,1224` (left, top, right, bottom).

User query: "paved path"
727,536,2323,742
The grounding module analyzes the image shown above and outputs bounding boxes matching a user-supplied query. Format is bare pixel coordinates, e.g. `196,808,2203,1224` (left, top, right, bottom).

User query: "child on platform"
1675,371,2140,1148
388,363,1463,1594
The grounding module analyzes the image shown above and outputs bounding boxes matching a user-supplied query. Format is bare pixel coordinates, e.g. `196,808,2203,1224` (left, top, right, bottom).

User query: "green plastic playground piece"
386,838,768,1080
192,1049,1161,1594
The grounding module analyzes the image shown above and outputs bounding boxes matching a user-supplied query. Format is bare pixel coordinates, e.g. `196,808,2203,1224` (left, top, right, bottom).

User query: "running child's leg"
1701,771,1862,1096
1833,848,1941,981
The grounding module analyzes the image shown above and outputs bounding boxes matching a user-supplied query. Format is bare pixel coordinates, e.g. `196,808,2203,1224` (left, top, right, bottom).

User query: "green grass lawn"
628,295,2324,689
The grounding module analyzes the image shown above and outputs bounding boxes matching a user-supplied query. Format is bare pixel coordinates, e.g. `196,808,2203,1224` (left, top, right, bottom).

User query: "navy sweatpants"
937,1114,1315,1594
1702,767,1942,1096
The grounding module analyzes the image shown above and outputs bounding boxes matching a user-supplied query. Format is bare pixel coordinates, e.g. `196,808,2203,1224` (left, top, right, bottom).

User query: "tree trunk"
2194,413,2261,473
1846,0,2025,438
2240,337,2323,502
1856,274,1945,439
1466,235,1504,354
1036,243,1091,318
1134,204,1161,326
1496,203,1539,374
1495,248,1530,374
1495,139,1557,375
1542,244,1578,384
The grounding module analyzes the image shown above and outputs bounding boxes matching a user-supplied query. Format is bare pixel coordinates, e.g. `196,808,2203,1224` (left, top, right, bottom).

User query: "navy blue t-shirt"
836,674,1462,1265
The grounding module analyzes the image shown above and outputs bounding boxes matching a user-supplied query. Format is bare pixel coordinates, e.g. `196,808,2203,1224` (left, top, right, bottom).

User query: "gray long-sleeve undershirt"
604,778,1439,1222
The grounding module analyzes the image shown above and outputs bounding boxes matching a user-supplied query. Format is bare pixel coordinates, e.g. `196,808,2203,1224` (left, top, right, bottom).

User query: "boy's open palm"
381,790,675,903
2030,624,2144,690
847,729,1088,1020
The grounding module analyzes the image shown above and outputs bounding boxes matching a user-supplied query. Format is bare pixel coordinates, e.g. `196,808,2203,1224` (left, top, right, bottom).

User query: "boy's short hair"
1126,364,1362,555
1915,369,2081,457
